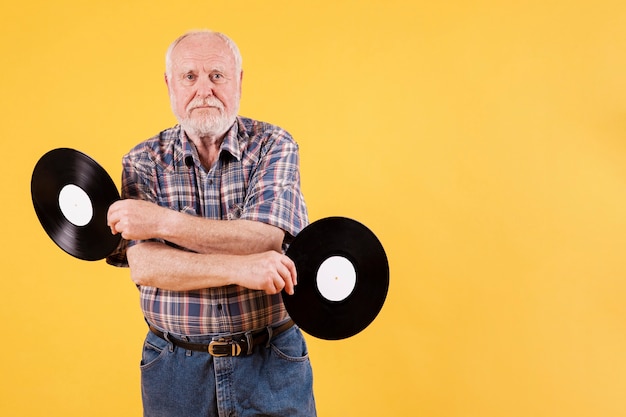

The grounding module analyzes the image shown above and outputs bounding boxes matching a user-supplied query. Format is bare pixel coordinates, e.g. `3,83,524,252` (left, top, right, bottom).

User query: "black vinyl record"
31,148,121,261
283,217,389,340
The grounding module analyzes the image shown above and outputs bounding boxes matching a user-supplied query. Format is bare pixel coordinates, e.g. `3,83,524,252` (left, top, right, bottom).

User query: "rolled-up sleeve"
239,131,308,243
106,149,162,267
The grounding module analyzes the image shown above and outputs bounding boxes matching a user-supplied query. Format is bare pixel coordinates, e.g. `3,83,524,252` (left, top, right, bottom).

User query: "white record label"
58,184,94,227
316,256,357,302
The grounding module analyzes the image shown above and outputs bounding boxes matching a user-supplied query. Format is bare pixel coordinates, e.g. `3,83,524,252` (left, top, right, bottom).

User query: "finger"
274,270,287,293
285,257,297,287
107,215,119,235
277,260,294,295
281,275,293,295
281,256,297,291
106,202,121,228
107,199,122,217
264,276,282,295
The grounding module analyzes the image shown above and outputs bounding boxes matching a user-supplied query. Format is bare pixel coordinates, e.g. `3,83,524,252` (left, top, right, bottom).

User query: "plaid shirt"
107,117,308,335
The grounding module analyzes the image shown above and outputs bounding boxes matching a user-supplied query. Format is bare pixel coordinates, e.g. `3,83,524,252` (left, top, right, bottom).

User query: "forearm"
109,199,285,255
158,210,284,255
127,242,234,291
127,241,297,294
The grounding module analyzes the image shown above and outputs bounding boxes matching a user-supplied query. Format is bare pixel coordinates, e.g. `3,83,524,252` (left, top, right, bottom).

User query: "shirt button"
217,304,223,311
208,179,214,185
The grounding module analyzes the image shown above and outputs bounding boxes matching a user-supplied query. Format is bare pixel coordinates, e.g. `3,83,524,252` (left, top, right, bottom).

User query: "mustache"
187,97,225,112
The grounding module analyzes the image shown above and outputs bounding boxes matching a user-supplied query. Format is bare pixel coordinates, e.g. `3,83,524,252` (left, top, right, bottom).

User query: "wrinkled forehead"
170,33,238,73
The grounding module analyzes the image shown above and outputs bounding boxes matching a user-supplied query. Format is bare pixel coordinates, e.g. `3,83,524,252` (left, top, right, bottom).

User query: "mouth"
189,105,222,114
190,102,223,112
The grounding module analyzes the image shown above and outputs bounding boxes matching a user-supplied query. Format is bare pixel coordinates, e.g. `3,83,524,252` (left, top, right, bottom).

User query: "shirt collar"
178,118,243,167
221,118,243,161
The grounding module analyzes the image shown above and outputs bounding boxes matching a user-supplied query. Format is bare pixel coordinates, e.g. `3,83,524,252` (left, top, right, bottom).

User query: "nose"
195,75,215,98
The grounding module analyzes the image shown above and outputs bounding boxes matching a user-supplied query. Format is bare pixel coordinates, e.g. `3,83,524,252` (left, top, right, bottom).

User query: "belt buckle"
208,338,242,357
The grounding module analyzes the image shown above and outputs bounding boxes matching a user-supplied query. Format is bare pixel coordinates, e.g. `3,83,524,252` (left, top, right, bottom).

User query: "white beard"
172,96,239,138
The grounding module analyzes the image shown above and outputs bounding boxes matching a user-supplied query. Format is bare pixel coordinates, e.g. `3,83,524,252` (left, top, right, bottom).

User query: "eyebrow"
176,65,229,75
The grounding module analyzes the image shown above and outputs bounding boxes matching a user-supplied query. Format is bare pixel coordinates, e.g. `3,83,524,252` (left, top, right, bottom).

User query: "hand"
234,251,298,295
107,199,170,240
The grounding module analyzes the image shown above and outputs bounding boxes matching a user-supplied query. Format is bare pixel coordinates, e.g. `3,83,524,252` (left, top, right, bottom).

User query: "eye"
184,73,196,81
210,72,226,83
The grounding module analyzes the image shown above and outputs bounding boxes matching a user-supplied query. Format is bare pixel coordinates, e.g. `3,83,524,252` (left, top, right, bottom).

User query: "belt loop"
180,335,193,356
265,325,273,348
245,331,254,355
163,331,174,352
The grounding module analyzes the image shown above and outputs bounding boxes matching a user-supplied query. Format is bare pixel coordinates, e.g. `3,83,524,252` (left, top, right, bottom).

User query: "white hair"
165,30,243,78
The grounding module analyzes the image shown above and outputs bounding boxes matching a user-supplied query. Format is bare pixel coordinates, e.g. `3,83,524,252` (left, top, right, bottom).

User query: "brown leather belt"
149,319,295,357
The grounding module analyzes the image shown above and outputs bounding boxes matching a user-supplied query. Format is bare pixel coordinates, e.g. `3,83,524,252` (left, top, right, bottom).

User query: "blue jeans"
139,324,317,417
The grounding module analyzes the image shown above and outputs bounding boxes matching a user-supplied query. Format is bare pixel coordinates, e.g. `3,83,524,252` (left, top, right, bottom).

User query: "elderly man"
107,30,316,417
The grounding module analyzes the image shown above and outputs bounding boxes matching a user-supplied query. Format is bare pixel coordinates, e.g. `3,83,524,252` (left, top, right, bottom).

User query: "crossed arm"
107,199,297,295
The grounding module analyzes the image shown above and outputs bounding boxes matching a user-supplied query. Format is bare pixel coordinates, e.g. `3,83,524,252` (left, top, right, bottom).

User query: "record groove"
283,217,389,340
31,148,121,261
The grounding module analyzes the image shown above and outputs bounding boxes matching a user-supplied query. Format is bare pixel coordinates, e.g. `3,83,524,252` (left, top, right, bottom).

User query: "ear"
238,70,244,97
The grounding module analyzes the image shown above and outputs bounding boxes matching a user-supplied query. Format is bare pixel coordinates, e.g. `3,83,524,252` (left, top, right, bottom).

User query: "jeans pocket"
270,326,310,362
140,333,169,370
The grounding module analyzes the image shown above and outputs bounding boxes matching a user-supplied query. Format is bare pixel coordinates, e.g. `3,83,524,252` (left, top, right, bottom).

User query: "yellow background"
2,0,626,416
